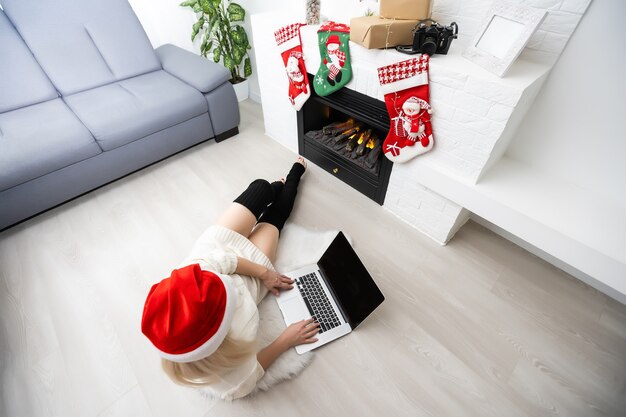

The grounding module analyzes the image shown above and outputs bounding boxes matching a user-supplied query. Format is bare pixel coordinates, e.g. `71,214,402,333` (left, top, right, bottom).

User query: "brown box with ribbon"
379,0,432,20
350,16,419,49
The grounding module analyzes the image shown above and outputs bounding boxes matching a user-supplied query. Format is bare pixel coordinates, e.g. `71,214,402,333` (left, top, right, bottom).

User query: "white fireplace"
249,0,626,304
252,9,553,243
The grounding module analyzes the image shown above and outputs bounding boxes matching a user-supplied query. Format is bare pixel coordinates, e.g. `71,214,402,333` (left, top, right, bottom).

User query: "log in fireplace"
297,75,393,205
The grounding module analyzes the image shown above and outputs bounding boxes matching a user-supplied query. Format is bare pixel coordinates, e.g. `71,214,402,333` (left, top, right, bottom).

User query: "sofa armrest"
156,44,231,93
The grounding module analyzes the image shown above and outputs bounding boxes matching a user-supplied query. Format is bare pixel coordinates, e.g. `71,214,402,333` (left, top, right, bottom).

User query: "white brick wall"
385,167,470,244
252,0,591,244
299,26,553,243
431,0,592,65
311,38,552,185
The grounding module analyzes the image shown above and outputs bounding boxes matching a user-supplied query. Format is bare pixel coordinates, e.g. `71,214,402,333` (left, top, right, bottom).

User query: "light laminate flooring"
1,101,625,417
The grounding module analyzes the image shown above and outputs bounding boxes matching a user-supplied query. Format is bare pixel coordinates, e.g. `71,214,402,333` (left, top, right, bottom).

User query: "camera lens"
420,37,437,55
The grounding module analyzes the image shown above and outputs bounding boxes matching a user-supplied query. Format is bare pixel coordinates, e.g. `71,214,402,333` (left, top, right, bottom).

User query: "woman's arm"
234,257,266,278
257,338,289,371
257,318,320,370
235,257,294,296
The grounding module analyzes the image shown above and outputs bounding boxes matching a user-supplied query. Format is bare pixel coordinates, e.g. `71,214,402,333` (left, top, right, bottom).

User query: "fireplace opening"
297,76,393,205
305,116,383,175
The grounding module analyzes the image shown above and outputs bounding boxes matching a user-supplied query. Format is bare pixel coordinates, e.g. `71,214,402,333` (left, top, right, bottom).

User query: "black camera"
397,19,458,56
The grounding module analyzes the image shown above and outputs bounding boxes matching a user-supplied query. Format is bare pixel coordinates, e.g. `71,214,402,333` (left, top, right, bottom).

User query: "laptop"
277,231,385,354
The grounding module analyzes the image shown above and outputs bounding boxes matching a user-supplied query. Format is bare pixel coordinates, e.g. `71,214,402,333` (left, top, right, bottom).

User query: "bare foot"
295,156,307,171
284,156,307,181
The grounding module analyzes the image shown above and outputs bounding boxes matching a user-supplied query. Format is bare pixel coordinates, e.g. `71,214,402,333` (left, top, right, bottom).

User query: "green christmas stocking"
313,22,352,96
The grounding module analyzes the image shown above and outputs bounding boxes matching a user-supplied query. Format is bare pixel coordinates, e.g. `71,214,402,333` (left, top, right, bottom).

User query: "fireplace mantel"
297,23,551,184
251,8,626,303
251,5,626,304
252,11,552,242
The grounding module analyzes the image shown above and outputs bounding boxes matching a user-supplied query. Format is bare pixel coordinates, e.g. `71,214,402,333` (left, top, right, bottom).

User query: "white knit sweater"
175,225,275,400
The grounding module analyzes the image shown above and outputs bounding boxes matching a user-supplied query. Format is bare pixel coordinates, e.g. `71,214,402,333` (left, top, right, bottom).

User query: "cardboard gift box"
379,0,432,21
350,16,419,49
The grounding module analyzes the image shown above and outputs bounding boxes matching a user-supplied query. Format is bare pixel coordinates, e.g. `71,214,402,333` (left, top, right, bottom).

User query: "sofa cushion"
156,44,231,93
0,99,101,191
64,70,209,151
2,0,161,96
0,11,58,113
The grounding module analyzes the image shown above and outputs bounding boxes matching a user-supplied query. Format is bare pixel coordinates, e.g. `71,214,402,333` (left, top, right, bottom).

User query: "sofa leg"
214,126,239,143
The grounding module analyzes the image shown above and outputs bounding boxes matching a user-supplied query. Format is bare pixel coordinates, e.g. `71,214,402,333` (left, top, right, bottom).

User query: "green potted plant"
181,0,252,101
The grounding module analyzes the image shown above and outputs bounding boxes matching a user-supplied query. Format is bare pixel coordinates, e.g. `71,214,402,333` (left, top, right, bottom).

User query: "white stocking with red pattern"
377,55,434,163
275,23,311,111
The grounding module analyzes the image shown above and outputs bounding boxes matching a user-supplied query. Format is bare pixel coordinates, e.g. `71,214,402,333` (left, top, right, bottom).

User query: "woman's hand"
259,269,294,296
278,318,320,348
257,318,320,370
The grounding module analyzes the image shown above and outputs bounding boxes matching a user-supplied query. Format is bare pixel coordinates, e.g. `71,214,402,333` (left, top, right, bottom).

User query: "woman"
141,157,319,400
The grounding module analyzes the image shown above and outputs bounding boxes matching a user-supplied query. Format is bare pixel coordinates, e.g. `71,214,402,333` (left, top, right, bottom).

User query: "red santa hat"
141,263,237,363
326,34,340,47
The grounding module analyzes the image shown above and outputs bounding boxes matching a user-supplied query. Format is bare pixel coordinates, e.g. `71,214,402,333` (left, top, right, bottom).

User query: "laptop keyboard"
296,272,341,333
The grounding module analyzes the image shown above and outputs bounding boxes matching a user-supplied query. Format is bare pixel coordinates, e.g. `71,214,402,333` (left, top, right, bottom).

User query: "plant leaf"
201,36,213,57
244,57,252,78
191,16,205,42
179,0,198,8
230,25,248,47
200,35,208,56
232,44,246,65
207,13,219,35
227,3,245,22
213,47,221,63
223,55,235,73
199,0,213,13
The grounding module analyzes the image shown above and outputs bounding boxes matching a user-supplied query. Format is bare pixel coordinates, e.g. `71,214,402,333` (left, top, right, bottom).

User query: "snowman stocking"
377,55,434,163
275,23,310,110
313,22,352,96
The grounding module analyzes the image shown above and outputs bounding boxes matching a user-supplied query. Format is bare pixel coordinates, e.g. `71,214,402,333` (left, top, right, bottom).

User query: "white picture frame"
463,1,547,77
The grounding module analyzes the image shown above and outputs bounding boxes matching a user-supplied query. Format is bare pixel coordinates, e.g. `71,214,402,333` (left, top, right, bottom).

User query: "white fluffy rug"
199,224,341,399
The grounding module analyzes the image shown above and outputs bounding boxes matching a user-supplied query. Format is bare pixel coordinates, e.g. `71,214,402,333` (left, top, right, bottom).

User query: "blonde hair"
161,335,257,386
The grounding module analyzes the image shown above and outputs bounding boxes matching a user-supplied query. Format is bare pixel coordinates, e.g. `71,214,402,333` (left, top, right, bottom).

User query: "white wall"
236,0,305,101
128,0,197,52
505,0,626,206
129,0,309,102
129,0,594,101
128,0,377,102
431,0,592,65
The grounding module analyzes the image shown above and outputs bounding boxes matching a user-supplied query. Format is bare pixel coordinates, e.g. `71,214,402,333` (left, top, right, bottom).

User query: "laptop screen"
318,232,385,329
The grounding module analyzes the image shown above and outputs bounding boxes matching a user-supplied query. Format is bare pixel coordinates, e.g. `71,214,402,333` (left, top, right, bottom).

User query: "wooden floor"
1,100,625,417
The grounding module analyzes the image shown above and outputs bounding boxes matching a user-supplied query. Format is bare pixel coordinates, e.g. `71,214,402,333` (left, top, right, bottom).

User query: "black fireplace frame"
297,76,393,205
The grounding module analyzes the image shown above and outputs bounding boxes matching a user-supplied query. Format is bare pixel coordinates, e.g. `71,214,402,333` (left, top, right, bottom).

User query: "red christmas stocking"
377,55,434,163
275,23,311,111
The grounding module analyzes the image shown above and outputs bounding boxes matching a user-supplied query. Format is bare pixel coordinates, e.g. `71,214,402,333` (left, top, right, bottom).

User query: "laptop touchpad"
280,298,311,324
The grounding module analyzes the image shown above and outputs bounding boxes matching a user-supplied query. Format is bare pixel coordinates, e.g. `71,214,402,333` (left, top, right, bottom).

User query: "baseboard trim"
249,90,262,104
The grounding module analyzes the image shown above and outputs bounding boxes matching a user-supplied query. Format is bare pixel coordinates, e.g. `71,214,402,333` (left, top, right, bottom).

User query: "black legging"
233,162,305,231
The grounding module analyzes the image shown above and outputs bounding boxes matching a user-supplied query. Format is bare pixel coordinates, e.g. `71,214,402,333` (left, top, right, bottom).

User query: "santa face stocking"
275,23,310,110
313,22,352,97
377,55,434,163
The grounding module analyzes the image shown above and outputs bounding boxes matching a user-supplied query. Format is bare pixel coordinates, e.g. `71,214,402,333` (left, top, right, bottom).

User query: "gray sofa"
0,0,240,230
